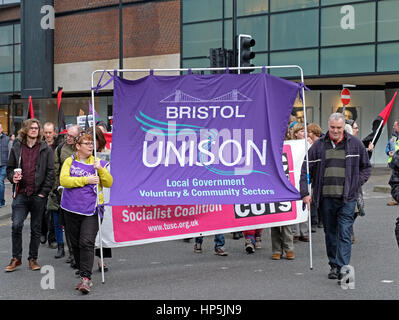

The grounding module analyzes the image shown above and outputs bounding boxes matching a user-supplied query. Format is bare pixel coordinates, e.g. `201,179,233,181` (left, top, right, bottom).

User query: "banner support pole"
90,65,311,272
91,75,105,284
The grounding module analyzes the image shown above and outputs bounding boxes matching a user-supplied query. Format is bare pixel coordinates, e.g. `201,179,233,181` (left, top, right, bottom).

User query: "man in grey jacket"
300,113,371,283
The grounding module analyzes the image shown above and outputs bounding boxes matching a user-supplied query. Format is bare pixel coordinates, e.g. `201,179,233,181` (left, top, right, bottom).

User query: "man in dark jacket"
388,150,399,247
0,123,10,208
300,113,371,283
4,119,55,272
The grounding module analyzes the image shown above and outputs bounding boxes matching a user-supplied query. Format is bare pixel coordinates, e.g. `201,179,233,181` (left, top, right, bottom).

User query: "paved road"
0,167,398,302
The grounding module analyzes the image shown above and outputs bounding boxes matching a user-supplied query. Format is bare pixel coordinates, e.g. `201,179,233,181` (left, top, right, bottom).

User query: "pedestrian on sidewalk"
4,119,55,272
387,149,399,247
386,120,399,206
60,131,113,294
300,113,371,284
40,122,59,248
0,123,10,208
47,124,82,261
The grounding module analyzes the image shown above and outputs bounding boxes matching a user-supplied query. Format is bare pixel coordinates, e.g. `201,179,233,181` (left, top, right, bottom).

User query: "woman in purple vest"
60,131,113,294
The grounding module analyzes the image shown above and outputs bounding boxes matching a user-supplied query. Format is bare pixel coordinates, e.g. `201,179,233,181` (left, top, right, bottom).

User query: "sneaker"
28,258,41,271
4,258,22,272
78,277,92,294
328,267,338,279
194,243,202,253
214,247,228,256
255,237,262,249
245,239,255,254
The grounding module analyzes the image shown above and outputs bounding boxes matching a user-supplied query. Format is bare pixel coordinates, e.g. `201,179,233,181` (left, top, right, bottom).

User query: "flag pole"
91,75,105,284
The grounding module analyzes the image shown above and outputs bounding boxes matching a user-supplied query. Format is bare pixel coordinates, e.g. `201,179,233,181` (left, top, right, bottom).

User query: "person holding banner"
300,113,371,283
60,132,113,294
388,150,399,247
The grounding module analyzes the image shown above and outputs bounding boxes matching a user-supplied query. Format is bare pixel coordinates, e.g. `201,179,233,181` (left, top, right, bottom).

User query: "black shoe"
55,244,65,259
328,267,338,279
40,235,47,244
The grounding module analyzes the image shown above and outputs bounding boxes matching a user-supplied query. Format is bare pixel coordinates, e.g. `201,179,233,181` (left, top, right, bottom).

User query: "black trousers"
63,211,99,279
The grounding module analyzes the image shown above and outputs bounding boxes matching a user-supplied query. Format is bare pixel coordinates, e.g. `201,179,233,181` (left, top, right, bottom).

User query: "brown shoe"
28,259,41,271
387,199,399,206
299,236,309,242
5,258,22,272
272,253,281,260
285,250,295,260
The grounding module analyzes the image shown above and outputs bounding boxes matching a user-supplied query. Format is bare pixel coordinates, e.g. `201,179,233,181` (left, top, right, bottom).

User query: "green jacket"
46,142,75,211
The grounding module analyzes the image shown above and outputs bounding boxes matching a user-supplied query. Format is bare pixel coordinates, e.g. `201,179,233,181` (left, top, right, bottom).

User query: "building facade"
0,0,398,165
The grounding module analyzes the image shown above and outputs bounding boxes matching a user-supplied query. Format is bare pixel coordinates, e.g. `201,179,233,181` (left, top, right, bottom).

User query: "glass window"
14,72,20,92
321,45,374,75
182,22,223,58
377,43,399,72
237,16,268,51
224,17,267,54
270,10,318,50
0,73,13,93
0,45,13,73
14,24,20,43
270,49,318,77
14,44,20,72
378,0,399,42
3,0,21,4
182,58,212,73
0,25,13,46
182,0,223,23
321,0,367,5
224,0,268,18
270,0,319,12
321,3,375,46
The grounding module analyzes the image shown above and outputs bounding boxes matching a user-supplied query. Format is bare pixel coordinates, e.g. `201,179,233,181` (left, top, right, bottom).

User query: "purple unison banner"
109,72,303,206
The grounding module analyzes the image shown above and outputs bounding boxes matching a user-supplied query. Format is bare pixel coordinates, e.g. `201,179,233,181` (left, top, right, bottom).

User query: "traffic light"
209,48,234,74
238,34,256,73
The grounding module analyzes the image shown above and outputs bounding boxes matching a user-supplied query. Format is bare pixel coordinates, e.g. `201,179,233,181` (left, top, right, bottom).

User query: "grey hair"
328,112,345,125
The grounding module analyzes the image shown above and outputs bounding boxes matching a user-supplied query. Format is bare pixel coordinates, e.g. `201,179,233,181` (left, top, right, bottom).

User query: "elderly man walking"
300,113,371,283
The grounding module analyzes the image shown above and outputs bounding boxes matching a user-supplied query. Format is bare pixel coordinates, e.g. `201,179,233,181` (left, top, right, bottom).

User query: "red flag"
27,96,34,119
57,88,66,133
379,91,397,125
104,132,112,150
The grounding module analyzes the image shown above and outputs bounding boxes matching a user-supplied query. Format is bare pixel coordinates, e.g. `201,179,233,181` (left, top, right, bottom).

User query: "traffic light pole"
232,0,237,68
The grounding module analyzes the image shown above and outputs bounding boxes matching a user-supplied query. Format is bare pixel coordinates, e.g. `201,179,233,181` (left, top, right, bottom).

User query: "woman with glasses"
60,131,113,294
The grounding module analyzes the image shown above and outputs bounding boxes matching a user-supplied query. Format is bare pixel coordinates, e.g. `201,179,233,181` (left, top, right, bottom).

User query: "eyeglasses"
80,142,94,146
353,127,359,130
29,127,39,131
66,134,77,139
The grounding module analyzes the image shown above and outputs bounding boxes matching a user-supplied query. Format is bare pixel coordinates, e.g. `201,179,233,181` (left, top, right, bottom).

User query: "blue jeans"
52,210,64,244
320,198,356,270
11,194,46,260
195,234,225,250
0,165,6,206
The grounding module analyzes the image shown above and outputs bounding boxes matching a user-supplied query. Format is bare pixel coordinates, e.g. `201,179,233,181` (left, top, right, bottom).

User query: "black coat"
389,150,399,202
6,139,55,197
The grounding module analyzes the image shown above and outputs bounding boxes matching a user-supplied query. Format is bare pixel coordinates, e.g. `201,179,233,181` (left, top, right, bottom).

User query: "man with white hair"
300,113,371,284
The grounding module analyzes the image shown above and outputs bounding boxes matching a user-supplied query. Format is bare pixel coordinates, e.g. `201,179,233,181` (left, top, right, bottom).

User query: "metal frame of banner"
90,65,312,283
